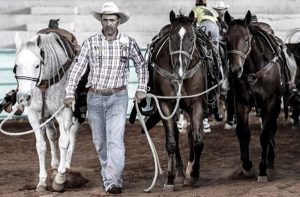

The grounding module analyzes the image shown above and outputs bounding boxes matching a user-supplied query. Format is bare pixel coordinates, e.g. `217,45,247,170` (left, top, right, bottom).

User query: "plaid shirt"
65,32,149,97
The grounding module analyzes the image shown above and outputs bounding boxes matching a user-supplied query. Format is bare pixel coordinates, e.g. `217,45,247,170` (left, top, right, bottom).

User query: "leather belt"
88,86,126,96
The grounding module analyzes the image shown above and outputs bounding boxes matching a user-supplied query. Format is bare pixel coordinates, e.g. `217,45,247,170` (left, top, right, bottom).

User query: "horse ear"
245,10,252,26
15,32,22,52
224,11,232,26
188,11,195,22
170,10,176,23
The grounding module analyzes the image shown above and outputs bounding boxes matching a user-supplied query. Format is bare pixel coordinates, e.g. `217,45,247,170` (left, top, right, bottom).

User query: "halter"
227,35,252,61
169,27,197,65
15,60,44,87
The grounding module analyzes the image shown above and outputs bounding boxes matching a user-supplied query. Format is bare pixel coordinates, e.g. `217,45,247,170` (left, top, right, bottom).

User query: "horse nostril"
26,95,31,102
238,67,243,75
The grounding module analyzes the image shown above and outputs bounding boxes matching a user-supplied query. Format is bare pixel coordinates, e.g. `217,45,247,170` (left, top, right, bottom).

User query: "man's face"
101,14,119,36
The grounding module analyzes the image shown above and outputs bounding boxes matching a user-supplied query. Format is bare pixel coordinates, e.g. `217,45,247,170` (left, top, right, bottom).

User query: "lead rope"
0,103,65,136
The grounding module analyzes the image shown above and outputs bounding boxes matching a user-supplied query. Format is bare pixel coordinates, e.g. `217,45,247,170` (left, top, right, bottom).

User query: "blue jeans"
87,90,128,190
198,20,220,48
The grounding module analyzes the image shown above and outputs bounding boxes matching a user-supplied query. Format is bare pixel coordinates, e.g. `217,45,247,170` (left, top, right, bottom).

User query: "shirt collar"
100,31,121,41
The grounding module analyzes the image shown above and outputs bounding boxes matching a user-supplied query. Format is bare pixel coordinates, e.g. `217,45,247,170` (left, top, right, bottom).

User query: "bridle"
169,27,197,68
14,60,44,87
227,35,252,62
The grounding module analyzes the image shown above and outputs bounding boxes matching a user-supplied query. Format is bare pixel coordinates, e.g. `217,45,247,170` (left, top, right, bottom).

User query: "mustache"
104,27,113,31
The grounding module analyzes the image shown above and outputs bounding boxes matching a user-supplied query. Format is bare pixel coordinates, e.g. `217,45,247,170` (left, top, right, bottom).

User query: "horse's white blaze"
16,50,41,95
178,27,186,38
178,27,186,77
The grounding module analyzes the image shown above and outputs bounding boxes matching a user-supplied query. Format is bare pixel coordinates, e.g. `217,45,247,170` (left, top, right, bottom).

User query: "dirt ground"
0,113,300,197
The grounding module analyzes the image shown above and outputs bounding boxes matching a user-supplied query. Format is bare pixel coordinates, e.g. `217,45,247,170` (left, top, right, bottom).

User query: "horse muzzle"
230,64,243,78
17,94,32,106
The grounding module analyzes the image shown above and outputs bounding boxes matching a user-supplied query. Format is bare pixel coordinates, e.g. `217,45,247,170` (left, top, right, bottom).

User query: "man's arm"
65,40,90,98
130,38,149,93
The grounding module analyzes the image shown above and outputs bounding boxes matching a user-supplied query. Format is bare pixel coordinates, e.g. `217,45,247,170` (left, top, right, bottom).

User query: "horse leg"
160,102,176,191
184,129,194,185
235,104,255,177
185,102,204,185
45,121,59,170
174,124,185,185
51,110,72,192
65,120,81,169
258,105,280,182
28,114,48,191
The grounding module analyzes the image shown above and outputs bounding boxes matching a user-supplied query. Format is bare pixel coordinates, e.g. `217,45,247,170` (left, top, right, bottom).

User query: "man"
212,1,229,39
193,0,219,47
212,1,236,129
64,2,149,194
193,0,223,132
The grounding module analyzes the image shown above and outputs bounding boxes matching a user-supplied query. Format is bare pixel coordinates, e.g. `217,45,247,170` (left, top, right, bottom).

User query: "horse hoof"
52,181,65,192
183,177,198,186
163,184,175,192
242,166,255,177
175,176,185,185
36,185,47,192
203,128,211,133
257,176,268,182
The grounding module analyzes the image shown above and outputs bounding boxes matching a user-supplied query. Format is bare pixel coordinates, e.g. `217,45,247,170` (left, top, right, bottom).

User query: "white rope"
0,104,65,136
137,78,224,192
136,101,163,192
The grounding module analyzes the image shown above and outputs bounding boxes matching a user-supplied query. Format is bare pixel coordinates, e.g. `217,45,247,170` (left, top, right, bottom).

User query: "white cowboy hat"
213,1,229,10
91,2,130,24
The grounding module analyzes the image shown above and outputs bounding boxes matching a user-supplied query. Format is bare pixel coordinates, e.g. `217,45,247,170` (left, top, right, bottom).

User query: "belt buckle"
101,90,113,96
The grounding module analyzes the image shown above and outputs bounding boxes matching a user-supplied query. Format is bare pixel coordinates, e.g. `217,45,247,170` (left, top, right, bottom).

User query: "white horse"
14,32,81,191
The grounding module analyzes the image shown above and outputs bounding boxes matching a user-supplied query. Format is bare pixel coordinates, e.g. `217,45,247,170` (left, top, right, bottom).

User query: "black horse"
224,11,286,182
148,10,217,190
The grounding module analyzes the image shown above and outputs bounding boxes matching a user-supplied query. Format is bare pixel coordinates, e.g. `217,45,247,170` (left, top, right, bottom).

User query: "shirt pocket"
120,45,129,64
90,46,102,65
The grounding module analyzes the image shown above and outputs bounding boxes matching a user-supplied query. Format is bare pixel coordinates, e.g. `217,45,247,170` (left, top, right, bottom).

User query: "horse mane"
248,24,279,58
38,33,69,69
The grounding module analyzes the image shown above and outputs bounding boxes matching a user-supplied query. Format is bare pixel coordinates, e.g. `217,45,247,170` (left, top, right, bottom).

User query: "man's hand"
135,91,146,103
64,97,75,109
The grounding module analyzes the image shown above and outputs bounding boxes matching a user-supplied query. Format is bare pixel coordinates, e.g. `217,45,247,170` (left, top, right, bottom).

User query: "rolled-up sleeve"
130,39,149,93
65,40,90,97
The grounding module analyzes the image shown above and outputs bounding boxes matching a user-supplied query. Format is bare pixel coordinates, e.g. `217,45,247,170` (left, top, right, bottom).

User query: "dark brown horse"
224,11,284,182
150,10,215,190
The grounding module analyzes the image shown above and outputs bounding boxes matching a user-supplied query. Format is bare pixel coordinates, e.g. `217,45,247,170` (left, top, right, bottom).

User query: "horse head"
14,33,44,106
225,10,252,78
14,33,69,106
169,10,196,80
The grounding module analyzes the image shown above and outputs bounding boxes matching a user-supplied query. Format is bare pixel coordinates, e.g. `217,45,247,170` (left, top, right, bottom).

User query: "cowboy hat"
91,2,130,24
213,1,229,10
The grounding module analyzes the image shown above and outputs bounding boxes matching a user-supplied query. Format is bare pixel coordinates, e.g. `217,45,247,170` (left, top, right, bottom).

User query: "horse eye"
35,64,40,69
